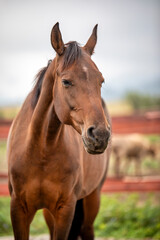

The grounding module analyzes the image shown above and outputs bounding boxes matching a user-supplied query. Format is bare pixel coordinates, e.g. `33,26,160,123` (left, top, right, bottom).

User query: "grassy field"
95,193,160,239
0,193,160,238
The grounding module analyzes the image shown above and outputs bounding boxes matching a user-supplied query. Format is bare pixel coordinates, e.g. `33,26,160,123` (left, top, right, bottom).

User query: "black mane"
31,60,52,108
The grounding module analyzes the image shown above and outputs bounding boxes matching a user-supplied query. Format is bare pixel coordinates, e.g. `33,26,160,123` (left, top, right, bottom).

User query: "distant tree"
125,92,160,111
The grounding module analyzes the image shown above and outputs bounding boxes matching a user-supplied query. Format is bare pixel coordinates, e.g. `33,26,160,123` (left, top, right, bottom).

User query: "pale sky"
1,0,160,105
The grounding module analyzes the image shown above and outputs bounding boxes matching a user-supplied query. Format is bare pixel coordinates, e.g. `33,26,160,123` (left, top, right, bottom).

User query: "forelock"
62,41,82,69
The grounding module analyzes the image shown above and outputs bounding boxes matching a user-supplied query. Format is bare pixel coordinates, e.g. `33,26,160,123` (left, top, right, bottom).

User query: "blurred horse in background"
112,134,156,177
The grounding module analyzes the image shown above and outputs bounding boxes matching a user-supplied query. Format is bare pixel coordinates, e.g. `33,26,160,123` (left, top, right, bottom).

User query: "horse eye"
62,79,72,87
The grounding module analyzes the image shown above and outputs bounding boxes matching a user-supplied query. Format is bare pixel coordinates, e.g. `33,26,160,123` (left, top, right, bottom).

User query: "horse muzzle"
82,125,110,154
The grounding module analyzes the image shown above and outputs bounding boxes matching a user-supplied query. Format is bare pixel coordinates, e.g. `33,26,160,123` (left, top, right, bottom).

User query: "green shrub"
94,193,160,239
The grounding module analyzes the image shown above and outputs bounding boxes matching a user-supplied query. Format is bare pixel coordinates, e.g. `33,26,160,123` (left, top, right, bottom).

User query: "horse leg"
10,196,35,240
80,188,100,240
135,156,142,176
124,157,131,176
114,155,121,178
68,199,84,240
43,208,54,240
48,197,76,240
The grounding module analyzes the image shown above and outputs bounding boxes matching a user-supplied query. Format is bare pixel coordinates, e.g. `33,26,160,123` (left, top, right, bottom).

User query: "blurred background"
0,0,160,239
0,0,160,105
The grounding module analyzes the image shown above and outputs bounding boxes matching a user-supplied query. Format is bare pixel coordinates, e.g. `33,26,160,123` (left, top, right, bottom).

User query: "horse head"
50,22,110,154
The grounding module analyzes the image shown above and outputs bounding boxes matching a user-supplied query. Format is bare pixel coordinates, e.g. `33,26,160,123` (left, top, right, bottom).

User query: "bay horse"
7,22,111,240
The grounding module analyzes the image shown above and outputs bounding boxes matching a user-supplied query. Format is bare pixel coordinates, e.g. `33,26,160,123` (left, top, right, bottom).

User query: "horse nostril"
87,126,96,141
87,126,110,144
106,129,110,142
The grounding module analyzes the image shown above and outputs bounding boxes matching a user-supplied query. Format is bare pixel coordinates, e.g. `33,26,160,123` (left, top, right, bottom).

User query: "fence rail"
0,112,160,139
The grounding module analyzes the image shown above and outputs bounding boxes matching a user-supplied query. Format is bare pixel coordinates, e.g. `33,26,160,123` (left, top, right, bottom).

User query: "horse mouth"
82,137,107,155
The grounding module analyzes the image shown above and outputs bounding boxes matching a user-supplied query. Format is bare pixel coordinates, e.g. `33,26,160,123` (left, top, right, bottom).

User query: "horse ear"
51,22,65,55
84,24,98,56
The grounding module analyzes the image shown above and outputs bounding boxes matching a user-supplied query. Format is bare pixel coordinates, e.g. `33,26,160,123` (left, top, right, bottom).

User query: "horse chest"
14,170,78,211
13,158,80,208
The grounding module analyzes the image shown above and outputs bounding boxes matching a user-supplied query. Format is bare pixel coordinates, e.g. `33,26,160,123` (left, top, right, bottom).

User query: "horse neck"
42,101,63,147
28,59,62,148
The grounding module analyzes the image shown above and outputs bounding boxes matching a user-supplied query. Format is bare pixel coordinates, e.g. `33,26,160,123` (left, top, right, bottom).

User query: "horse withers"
7,23,111,240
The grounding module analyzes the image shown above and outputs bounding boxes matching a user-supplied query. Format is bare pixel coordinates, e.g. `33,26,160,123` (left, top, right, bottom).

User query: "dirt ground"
0,236,107,240
0,237,151,240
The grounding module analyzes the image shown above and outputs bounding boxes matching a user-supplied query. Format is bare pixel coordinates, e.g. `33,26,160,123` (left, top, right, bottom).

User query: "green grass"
0,193,160,238
94,193,160,239
0,197,12,235
145,135,160,143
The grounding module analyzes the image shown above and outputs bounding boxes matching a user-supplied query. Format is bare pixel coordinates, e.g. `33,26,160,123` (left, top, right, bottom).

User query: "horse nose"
87,125,110,143
87,126,96,142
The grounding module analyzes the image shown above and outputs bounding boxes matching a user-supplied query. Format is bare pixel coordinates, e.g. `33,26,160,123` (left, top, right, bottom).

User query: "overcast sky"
1,0,160,105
